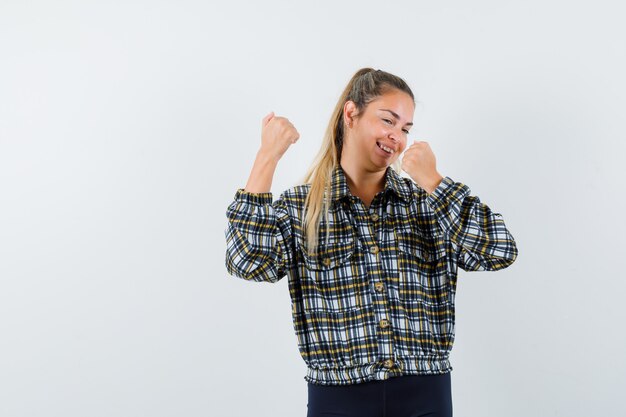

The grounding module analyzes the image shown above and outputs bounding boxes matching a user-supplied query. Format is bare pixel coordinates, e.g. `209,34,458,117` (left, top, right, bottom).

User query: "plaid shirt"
224,165,518,386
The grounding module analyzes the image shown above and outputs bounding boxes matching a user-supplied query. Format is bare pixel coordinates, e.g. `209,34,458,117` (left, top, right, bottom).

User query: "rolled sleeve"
224,189,295,282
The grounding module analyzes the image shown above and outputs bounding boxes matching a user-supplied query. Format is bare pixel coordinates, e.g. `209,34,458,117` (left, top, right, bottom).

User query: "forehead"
368,90,414,120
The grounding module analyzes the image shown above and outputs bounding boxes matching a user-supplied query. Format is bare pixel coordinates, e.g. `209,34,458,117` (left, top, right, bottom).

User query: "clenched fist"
401,140,444,194
259,111,300,162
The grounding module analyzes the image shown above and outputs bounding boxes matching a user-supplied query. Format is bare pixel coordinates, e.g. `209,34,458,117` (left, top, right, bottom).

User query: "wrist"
255,148,281,166
422,173,444,194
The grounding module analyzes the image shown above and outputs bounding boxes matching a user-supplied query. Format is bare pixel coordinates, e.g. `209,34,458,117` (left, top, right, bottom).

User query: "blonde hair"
300,68,415,252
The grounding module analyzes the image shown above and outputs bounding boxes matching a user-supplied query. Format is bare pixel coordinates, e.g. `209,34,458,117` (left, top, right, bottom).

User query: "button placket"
353,198,396,368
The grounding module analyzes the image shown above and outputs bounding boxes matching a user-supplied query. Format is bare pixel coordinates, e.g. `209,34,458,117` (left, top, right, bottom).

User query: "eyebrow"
379,109,413,126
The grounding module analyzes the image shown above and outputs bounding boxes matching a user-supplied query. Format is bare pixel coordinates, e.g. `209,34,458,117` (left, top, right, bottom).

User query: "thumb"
262,111,275,127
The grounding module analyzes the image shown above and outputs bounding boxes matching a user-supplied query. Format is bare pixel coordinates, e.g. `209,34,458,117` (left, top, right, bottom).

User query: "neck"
340,156,387,197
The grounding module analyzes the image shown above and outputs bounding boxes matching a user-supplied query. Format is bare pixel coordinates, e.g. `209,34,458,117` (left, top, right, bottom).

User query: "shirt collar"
329,165,412,205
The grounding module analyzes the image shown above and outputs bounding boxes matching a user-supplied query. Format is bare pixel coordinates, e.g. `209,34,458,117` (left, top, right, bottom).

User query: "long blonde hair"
300,68,415,252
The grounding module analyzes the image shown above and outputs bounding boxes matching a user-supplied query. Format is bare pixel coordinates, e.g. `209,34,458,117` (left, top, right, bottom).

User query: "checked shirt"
224,165,518,386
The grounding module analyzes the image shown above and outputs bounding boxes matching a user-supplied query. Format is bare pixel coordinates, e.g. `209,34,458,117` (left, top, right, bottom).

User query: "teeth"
378,142,394,153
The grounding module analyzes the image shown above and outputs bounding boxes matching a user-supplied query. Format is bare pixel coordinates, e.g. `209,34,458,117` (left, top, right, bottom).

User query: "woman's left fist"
401,140,444,194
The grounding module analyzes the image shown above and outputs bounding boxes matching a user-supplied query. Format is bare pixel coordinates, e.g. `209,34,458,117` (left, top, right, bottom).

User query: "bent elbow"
487,237,519,271
458,237,518,272
224,250,283,283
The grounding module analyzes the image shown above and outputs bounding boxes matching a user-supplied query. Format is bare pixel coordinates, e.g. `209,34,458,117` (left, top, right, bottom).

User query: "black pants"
307,372,452,417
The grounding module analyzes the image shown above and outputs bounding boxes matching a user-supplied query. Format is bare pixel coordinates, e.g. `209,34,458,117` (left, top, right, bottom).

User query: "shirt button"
370,213,379,222
379,319,390,328
374,282,384,293
322,257,331,266
383,359,394,369
370,245,379,254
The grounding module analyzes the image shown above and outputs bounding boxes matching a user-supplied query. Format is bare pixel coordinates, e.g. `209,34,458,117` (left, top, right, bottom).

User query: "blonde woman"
225,68,518,417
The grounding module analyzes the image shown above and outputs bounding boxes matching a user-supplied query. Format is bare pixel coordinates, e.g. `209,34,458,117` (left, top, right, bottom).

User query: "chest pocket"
395,229,449,307
297,234,363,313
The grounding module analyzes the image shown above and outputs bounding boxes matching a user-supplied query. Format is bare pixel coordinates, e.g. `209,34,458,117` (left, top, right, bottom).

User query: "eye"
382,118,392,125
403,129,410,134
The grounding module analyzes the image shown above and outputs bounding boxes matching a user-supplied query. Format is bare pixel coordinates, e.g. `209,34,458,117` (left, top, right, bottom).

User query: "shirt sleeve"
224,188,295,283
425,176,519,272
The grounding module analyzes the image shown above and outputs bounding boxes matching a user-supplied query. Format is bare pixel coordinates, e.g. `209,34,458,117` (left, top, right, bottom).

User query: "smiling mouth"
377,142,394,154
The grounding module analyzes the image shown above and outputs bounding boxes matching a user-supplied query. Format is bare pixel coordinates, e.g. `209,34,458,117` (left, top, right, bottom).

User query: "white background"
1,1,625,416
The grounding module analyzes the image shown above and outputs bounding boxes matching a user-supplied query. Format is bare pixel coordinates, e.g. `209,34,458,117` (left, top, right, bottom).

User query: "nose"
388,128,400,143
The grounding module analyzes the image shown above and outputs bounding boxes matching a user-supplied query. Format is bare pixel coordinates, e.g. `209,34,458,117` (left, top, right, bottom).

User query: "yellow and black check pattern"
225,165,518,386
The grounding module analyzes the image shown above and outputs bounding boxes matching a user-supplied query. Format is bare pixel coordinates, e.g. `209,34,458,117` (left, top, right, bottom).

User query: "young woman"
225,68,518,417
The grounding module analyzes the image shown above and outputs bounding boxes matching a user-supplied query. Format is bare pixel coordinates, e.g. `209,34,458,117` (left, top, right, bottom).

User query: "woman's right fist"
259,111,300,161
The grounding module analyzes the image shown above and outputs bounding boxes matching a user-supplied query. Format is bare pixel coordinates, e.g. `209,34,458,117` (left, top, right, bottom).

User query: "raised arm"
224,111,300,282
244,111,299,193
401,140,517,271
425,177,518,271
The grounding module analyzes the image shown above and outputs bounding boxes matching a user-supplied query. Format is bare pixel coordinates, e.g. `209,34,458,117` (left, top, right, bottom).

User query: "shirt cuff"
234,188,274,205
426,176,456,204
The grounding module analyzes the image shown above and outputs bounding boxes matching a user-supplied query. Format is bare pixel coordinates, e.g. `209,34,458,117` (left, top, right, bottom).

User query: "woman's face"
342,89,415,171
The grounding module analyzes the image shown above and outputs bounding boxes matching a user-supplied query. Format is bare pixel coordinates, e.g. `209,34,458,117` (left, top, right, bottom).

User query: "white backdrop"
1,1,625,416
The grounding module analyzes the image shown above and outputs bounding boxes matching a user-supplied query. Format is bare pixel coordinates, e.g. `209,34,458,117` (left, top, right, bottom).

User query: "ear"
343,100,358,127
